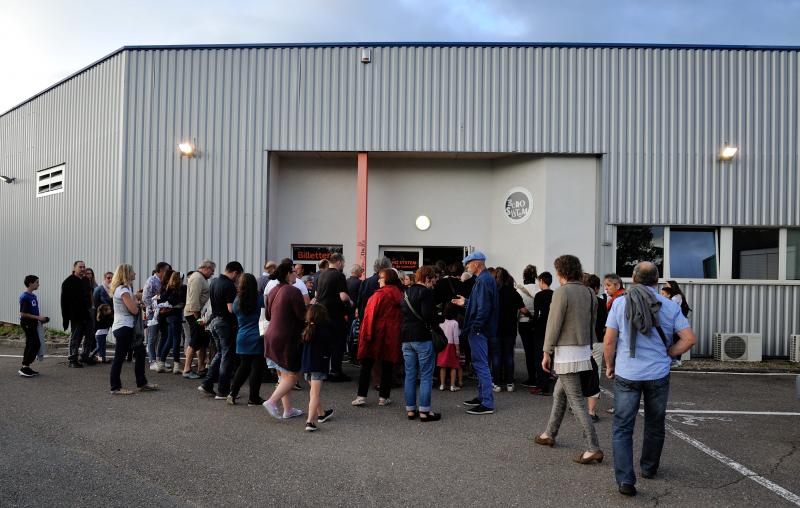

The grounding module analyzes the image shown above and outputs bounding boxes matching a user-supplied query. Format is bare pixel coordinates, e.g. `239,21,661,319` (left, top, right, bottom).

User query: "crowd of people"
17,250,696,497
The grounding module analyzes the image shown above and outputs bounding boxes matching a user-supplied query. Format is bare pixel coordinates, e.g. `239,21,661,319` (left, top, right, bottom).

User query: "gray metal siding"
121,49,269,278
682,282,800,357
0,54,125,324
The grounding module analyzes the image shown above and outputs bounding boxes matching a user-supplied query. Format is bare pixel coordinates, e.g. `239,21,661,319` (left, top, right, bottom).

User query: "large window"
788,229,800,280
670,228,717,278
732,228,779,280
616,226,664,278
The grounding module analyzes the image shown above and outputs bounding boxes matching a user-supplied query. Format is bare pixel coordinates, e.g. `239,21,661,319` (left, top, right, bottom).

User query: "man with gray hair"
182,260,216,378
357,256,392,319
604,261,696,497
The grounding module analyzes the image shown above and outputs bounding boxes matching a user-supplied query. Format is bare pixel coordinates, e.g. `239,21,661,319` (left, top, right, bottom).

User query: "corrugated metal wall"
121,49,269,278
682,283,800,357
0,54,125,325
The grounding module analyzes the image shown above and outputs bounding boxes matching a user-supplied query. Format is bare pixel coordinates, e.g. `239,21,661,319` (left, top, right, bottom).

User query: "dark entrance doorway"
422,246,465,267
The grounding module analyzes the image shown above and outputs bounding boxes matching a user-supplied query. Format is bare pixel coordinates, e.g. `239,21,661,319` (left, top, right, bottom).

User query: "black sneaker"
618,484,636,496
18,367,35,377
28,368,40,376
466,404,495,415
248,397,267,407
463,397,481,407
317,409,334,423
305,422,318,432
68,361,84,368
197,385,216,397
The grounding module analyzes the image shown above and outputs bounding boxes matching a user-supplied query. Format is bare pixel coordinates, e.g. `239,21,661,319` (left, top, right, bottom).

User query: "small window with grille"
36,164,65,197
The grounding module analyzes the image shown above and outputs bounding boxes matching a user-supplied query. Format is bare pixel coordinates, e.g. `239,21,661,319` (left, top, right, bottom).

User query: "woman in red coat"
351,268,403,407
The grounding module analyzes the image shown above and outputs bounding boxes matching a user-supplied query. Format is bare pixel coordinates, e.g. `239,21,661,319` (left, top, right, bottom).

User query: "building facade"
1,43,798,356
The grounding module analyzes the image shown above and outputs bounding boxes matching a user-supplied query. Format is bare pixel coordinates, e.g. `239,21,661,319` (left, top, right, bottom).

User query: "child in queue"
437,303,462,392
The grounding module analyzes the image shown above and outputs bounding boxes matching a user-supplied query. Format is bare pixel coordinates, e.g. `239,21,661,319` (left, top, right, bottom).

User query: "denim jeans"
612,374,670,486
468,333,494,409
110,326,148,391
146,323,160,362
91,333,108,361
201,319,237,397
402,341,435,412
158,314,183,363
518,321,536,382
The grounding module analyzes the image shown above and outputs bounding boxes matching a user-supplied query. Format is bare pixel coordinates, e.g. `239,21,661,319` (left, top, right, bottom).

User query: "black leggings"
230,354,266,403
357,357,394,399
21,319,40,366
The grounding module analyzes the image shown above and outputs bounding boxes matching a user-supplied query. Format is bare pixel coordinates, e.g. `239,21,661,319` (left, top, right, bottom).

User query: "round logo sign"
504,187,533,224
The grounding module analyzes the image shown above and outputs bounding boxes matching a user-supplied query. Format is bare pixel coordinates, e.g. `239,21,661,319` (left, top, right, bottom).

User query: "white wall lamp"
0,175,16,184
719,143,738,161
178,141,197,157
415,215,431,231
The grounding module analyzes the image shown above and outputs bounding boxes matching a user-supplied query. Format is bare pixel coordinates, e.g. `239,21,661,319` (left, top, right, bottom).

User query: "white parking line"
665,410,800,416
672,371,798,377
600,387,800,506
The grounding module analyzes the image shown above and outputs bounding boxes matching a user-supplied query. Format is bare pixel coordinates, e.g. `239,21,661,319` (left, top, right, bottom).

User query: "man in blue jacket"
452,251,499,415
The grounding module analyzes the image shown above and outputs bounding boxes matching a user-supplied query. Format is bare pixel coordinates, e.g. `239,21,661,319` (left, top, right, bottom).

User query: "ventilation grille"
36,164,65,197
791,335,800,363
713,333,762,362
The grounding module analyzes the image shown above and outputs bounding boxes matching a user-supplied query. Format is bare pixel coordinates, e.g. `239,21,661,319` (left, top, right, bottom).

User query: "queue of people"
18,250,696,497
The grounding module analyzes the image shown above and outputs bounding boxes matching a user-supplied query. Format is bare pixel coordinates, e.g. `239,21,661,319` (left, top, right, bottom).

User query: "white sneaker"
149,362,159,372
172,365,183,374
155,361,167,373
439,384,445,391
351,396,367,406
450,385,461,392
506,384,515,392
492,384,501,393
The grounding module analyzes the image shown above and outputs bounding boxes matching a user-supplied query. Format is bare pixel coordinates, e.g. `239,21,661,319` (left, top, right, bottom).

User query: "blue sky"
1,0,799,112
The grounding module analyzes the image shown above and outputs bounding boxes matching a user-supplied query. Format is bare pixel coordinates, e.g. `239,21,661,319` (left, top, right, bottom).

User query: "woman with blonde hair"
109,264,158,395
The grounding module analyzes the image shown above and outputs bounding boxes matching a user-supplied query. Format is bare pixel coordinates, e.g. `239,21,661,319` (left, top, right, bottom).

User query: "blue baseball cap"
462,251,487,265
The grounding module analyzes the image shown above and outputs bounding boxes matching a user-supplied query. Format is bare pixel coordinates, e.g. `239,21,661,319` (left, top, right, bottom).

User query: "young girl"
437,303,462,392
301,304,335,431
93,304,114,363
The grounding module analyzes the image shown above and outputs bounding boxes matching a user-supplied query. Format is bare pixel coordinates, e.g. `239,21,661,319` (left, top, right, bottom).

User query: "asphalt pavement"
1,347,799,507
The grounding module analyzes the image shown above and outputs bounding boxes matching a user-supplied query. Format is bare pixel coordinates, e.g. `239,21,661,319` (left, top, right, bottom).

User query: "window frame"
36,164,65,198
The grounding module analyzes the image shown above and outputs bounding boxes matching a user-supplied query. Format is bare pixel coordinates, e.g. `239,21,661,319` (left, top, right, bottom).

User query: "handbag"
403,291,448,353
579,286,600,397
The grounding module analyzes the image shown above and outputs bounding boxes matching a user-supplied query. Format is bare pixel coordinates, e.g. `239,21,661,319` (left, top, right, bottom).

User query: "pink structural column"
356,152,368,276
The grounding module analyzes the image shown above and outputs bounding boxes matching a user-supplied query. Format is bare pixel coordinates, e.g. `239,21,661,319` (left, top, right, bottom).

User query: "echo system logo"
504,187,533,224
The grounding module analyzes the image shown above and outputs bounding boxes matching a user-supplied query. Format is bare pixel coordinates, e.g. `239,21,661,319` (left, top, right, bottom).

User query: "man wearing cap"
452,251,499,415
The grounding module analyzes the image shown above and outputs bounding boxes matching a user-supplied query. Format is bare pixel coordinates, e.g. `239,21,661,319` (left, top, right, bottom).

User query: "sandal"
407,410,419,420
111,389,135,395
138,384,159,392
419,411,441,422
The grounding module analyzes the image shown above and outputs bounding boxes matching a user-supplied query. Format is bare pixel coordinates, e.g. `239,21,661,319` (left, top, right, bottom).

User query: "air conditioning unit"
713,333,762,362
790,335,800,363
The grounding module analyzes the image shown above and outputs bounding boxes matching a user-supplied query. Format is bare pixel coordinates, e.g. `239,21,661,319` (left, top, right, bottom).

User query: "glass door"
379,246,423,273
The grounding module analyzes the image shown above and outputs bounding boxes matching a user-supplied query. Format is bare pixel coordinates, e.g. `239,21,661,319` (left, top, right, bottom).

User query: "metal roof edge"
3,40,800,118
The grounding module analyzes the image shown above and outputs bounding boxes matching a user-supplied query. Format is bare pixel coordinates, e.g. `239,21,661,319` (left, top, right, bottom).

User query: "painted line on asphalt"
600,387,800,506
665,410,800,416
671,371,798,377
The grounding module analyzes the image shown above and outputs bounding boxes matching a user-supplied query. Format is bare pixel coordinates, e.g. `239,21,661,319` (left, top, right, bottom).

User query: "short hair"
155,261,170,273
554,255,583,282
447,261,464,276
583,273,601,291
415,266,436,284
319,259,330,270
280,257,293,265
329,253,344,264
198,259,216,271
603,273,624,289
538,271,553,286
24,275,38,287
225,261,244,274
104,271,113,278
374,256,392,273
380,268,400,286
434,260,447,275
351,264,364,276
632,262,660,286
73,260,85,268
523,264,538,285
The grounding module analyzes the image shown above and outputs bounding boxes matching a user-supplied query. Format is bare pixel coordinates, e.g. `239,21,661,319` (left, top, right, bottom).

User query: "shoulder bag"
580,287,600,397
403,291,448,353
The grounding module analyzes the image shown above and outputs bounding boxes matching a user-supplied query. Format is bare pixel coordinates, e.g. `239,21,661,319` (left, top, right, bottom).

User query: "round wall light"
415,215,431,231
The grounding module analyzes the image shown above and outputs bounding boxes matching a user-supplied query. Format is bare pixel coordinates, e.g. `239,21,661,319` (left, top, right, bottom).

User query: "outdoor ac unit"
713,333,762,362
790,335,800,363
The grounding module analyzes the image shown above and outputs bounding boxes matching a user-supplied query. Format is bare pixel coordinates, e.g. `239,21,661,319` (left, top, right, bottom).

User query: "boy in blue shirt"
19,275,49,377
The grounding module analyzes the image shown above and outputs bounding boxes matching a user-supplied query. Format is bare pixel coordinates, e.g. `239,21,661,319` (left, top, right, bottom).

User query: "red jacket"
358,284,403,363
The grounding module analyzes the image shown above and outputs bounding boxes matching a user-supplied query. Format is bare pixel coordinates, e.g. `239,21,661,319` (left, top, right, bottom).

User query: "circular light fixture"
178,142,196,157
415,215,431,231
719,144,738,161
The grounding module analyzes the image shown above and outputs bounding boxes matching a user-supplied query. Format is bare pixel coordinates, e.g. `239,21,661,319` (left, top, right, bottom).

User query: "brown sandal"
111,389,135,395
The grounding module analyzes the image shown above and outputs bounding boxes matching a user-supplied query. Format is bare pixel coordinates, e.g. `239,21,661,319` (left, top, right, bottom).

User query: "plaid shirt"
142,274,161,320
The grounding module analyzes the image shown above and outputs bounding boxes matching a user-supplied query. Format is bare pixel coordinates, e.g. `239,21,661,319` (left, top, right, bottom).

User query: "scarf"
623,284,662,357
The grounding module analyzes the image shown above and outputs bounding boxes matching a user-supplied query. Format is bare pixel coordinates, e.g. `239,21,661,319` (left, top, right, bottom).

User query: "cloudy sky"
1,0,799,113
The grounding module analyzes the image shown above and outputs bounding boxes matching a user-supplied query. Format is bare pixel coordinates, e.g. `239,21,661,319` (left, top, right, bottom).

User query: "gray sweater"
543,281,597,354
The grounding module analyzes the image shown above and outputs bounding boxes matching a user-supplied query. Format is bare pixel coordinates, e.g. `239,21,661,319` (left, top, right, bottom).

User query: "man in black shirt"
346,264,364,304
199,261,243,399
61,260,94,367
315,253,352,381
530,271,554,395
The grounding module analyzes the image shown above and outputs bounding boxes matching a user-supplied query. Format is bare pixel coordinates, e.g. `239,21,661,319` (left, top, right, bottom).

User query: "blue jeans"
158,314,183,363
201,319,236,397
91,333,108,360
468,333,494,409
146,323,160,362
491,334,516,384
402,341,435,412
612,374,670,486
